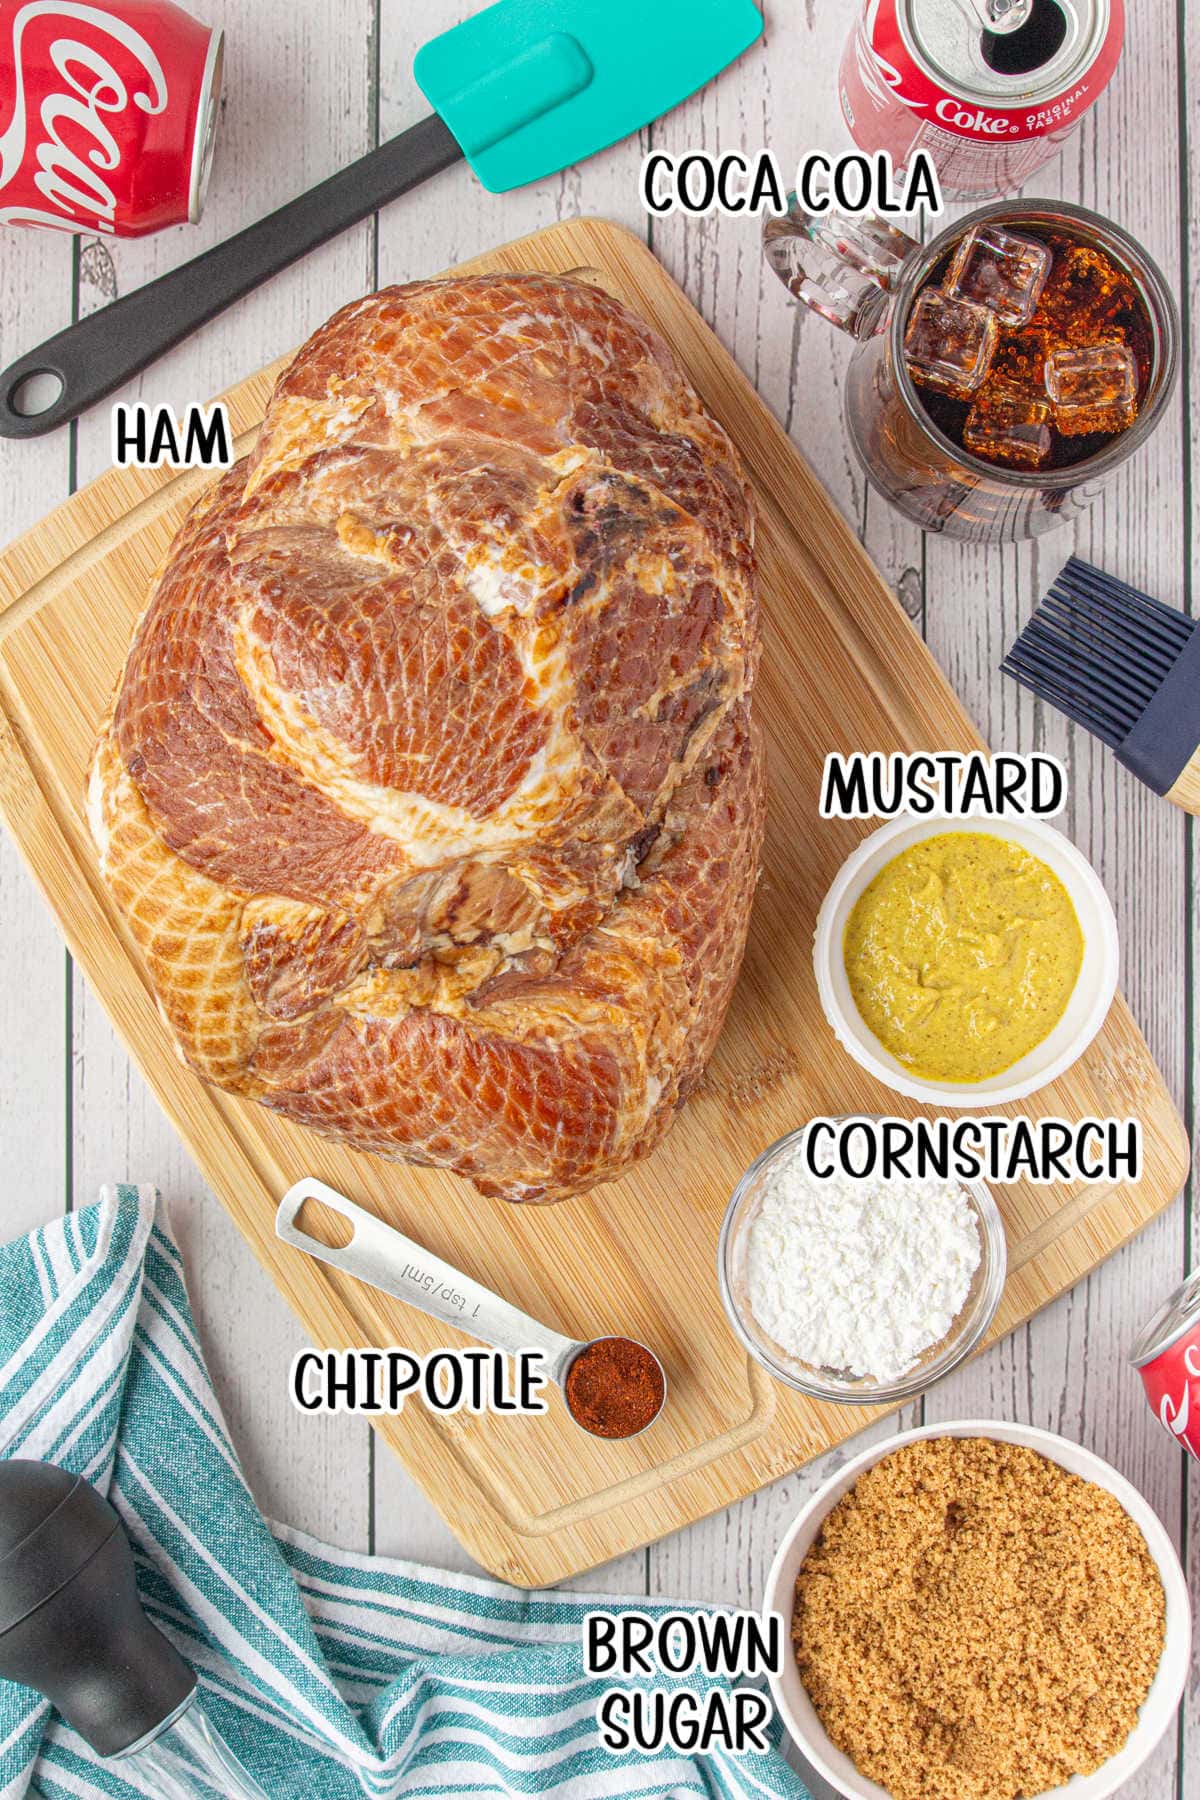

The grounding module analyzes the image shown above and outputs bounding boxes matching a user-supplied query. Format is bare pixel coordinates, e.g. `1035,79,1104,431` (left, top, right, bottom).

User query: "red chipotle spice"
565,1337,666,1439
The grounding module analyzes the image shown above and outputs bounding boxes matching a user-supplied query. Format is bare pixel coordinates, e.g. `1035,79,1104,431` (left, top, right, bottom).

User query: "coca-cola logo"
0,2,168,232
1158,1341,1200,1449
935,96,1019,136
858,37,929,114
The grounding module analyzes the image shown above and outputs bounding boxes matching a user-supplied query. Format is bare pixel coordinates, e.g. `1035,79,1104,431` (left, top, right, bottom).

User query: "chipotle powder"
565,1337,665,1439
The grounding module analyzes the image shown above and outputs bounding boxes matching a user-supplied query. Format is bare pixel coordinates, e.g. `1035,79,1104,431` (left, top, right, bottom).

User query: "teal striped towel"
0,1187,811,1800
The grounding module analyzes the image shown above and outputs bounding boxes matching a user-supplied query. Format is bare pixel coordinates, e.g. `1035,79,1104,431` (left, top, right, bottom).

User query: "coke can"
0,0,224,237
1132,1271,1200,1463
840,0,1126,200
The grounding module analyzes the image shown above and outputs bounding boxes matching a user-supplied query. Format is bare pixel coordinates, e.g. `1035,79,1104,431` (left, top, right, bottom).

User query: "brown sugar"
792,1438,1165,1800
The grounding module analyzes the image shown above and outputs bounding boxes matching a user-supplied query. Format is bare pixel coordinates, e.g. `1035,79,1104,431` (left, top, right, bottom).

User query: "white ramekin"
813,817,1120,1107
764,1420,1191,1800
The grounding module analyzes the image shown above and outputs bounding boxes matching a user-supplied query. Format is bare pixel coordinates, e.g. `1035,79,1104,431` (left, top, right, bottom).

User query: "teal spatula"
415,0,762,191
0,0,763,438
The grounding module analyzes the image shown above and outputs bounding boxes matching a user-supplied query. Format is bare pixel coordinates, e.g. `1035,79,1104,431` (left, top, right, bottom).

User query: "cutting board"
0,220,1188,1587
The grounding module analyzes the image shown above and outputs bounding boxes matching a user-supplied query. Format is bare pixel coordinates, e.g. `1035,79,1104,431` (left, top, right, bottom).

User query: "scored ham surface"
89,273,765,1202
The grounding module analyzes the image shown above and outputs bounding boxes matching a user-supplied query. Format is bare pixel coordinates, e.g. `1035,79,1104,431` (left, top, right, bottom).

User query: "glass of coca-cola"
764,197,1178,541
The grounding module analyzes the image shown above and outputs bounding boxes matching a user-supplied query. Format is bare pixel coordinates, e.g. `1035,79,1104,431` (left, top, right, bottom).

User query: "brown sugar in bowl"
761,1421,1190,1800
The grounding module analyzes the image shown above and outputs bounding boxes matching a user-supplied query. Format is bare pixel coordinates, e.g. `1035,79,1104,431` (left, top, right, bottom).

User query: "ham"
90,273,764,1202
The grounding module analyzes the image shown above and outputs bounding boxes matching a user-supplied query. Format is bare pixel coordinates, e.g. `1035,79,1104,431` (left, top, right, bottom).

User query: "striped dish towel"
0,1187,811,1800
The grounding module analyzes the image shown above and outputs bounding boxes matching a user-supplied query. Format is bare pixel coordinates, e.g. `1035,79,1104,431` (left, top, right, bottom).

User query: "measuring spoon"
275,1178,666,1439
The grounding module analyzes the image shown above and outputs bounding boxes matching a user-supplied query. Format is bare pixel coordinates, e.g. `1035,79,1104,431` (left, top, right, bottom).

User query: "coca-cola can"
0,0,224,237
840,0,1125,200
1132,1271,1200,1463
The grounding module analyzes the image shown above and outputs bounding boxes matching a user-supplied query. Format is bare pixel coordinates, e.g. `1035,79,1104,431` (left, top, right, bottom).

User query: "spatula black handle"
0,113,463,440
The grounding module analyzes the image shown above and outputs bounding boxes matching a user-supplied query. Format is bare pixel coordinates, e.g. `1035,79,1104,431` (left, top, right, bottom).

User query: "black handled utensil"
0,118,462,440
0,0,763,439
0,1459,269,1794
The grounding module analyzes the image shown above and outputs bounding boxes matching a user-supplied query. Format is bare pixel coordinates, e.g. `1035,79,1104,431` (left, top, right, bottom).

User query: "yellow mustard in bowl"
843,831,1084,1084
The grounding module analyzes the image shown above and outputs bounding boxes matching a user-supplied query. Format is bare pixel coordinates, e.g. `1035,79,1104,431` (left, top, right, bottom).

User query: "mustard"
843,832,1084,1084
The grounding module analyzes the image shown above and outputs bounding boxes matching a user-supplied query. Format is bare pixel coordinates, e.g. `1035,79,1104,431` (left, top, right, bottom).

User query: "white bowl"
764,1421,1191,1800
813,817,1120,1107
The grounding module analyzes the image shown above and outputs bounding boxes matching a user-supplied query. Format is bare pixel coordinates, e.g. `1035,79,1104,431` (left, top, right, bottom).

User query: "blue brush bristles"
1003,558,1194,751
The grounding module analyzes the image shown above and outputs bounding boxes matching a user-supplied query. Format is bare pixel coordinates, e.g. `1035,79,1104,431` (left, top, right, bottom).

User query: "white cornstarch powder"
744,1146,982,1383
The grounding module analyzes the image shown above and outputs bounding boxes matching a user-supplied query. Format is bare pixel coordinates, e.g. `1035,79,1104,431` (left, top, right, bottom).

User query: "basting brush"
1002,557,1200,815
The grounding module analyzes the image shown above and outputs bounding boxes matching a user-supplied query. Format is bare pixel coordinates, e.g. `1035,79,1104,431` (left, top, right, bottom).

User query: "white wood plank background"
0,4,1195,1794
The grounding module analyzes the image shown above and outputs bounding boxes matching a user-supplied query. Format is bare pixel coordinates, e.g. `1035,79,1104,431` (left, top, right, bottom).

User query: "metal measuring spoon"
275,1178,666,1439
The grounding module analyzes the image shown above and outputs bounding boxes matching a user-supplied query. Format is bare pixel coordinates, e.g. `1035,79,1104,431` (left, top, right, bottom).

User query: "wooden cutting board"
0,219,1188,1586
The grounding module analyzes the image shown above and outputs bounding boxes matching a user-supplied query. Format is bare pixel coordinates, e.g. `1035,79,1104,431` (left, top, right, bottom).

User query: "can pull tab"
764,199,917,340
957,0,1035,33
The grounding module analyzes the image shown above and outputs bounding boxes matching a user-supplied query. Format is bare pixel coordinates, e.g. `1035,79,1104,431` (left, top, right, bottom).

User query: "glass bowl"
717,1124,1009,1405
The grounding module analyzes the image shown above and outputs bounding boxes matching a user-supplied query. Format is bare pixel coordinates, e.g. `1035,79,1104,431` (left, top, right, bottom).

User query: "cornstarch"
745,1144,982,1381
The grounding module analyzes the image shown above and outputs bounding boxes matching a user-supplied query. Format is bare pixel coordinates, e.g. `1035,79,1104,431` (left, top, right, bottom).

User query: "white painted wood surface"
0,3,1194,1794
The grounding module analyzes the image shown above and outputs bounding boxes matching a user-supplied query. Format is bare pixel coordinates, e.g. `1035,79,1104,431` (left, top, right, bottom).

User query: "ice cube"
963,396,1052,468
945,225,1052,327
904,289,999,399
1035,243,1131,342
1045,342,1138,435
983,325,1052,401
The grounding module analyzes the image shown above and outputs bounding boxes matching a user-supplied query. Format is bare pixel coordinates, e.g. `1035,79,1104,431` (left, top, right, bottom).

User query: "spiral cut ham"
89,273,764,1202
